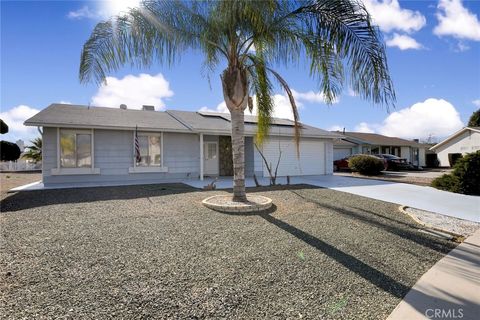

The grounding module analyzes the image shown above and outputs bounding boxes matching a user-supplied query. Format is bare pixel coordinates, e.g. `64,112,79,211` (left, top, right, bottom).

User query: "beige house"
430,127,480,167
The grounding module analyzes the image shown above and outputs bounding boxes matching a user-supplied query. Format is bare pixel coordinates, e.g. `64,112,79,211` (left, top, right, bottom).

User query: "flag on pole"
135,125,141,164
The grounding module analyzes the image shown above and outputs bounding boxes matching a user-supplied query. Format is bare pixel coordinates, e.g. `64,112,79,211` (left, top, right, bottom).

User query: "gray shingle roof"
25,104,341,139
24,104,190,132
338,131,422,147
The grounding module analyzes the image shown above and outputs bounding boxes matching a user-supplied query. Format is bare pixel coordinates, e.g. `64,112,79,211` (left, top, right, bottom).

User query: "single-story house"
429,127,480,167
24,104,341,187
332,131,428,167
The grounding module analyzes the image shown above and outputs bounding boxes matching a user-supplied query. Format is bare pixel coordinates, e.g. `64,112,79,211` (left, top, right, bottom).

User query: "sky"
1,0,480,144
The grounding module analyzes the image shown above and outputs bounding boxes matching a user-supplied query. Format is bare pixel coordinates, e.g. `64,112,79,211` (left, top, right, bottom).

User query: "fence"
0,161,41,172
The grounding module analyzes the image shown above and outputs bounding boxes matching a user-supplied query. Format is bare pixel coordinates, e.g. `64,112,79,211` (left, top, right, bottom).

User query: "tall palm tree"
80,0,395,202
22,137,42,163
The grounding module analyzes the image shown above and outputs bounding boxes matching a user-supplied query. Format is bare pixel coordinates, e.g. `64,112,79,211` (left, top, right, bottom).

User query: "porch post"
200,133,204,181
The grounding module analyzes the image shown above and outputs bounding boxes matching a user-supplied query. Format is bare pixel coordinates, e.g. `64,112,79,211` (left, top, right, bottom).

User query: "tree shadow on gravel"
289,190,457,254
0,183,199,212
258,213,411,299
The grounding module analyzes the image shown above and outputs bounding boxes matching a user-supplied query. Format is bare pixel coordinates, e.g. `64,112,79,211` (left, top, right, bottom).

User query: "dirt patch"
0,172,41,197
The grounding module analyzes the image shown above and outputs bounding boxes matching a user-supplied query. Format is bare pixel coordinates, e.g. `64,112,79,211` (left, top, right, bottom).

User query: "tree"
79,0,395,202
467,109,480,127
22,137,42,163
0,141,21,161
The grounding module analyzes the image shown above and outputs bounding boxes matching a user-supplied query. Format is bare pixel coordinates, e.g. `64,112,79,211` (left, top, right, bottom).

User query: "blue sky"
1,0,479,144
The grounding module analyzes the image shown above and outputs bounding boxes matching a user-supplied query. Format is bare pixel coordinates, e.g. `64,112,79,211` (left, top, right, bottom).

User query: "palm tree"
22,137,42,163
79,0,395,202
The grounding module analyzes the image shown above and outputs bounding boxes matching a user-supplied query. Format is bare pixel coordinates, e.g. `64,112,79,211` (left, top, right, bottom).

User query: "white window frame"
51,128,100,175
129,131,168,173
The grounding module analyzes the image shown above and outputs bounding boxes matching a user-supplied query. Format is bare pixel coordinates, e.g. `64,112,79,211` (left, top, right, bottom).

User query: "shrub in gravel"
348,155,385,175
432,151,480,195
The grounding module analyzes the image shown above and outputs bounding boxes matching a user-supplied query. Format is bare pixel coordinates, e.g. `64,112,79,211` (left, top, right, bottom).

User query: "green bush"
348,155,385,175
432,151,480,195
431,174,460,193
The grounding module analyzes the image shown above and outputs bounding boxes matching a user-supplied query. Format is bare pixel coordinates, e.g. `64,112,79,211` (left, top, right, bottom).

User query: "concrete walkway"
388,228,480,320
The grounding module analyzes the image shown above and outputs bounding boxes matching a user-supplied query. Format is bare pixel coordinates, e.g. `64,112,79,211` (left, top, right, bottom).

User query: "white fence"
0,161,41,172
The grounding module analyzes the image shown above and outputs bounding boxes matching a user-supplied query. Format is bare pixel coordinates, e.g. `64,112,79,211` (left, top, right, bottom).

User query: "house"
24,103,341,187
429,127,480,167
332,131,428,167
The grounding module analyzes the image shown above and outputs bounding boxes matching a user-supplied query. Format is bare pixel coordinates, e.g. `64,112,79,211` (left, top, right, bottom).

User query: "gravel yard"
0,184,456,319
405,207,480,237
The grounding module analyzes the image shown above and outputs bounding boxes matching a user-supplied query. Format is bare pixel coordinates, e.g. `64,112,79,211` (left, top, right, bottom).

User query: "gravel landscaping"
405,207,480,237
1,184,456,319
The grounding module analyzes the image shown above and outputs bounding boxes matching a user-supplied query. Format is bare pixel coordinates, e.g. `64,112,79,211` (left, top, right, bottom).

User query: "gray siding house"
25,104,341,187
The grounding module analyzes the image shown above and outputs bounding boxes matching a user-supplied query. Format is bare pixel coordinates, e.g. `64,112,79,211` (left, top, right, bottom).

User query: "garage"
260,137,331,176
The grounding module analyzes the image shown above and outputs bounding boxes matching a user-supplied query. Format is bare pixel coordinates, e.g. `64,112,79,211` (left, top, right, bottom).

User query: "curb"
398,205,465,243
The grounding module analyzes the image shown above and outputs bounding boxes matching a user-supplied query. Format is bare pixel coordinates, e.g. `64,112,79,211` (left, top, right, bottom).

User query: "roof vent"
120,104,127,110
142,105,155,111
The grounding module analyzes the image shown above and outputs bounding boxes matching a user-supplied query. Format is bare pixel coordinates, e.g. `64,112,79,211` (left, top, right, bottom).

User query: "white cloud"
291,89,339,104
355,122,376,133
0,105,41,143
386,33,424,50
434,0,480,41
91,73,174,110
362,0,426,33
328,125,345,132
199,88,336,120
200,94,300,120
473,99,480,107
354,98,464,140
67,6,98,20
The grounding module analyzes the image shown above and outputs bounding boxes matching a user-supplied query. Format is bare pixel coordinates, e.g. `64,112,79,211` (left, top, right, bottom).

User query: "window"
136,134,162,167
60,129,92,168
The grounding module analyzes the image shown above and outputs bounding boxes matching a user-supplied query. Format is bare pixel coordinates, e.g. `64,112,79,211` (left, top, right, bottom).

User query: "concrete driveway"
300,175,479,223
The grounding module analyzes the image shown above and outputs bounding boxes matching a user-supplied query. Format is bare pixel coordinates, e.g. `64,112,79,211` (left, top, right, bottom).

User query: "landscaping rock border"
202,194,272,213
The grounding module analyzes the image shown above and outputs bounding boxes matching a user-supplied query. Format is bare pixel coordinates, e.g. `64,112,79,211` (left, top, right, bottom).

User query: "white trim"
128,166,168,173
91,128,94,169
161,132,164,167
430,127,480,151
58,128,95,169
56,127,60,169
200,133,204,180
25,123,192,133
51,168,100,175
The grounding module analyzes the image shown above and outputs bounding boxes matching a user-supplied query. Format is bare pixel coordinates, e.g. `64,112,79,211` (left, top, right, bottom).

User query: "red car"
333,154,387,171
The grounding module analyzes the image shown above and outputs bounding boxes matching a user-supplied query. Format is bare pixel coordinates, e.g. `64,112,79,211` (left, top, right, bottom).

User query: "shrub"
0,140,21,161
431,174,460,193
432,151,480,195
348,155,385,175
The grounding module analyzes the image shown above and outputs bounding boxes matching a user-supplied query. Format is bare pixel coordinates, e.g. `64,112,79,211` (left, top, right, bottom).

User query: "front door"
204,142,219,176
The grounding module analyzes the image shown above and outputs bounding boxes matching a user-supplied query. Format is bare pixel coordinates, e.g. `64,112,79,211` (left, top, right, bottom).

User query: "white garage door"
261,137,326,176
333,148,352,160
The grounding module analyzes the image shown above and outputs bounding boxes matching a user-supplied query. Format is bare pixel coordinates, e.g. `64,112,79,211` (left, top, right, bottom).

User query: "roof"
430,127,480,151
337,131,423,147
24,104,341,139
334,139,358,147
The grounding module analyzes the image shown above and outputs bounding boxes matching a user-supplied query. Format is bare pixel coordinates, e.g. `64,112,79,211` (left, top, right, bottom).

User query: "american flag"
134,126,141,163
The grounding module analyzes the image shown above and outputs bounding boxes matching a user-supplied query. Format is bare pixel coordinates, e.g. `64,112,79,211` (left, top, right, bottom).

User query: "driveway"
301,175,480,223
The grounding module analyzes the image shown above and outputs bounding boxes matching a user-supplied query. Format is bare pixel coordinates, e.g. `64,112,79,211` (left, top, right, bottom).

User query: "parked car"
374,154,414,171
333,154,387,171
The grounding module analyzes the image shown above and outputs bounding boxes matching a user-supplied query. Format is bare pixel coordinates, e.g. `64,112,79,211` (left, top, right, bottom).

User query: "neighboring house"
24,104,341,187
332,131,428,167
429,127,480,167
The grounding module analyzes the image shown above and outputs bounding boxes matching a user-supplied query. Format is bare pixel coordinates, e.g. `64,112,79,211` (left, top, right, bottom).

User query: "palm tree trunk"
230,109,246,201
221,66,248,202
